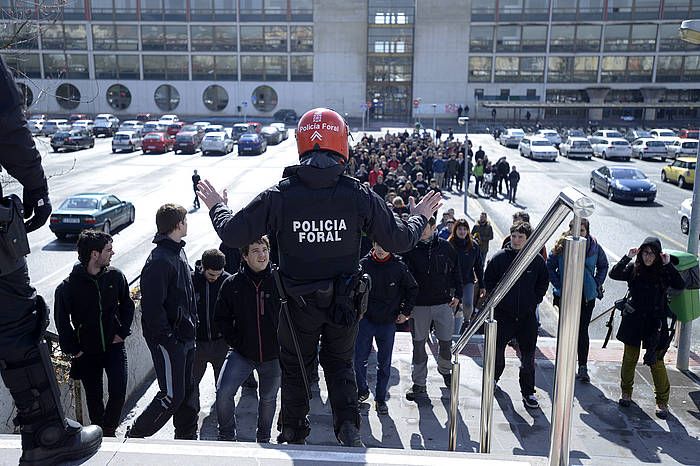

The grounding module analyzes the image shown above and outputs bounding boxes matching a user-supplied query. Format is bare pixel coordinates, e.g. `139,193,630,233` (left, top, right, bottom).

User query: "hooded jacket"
402,234,462,306
192,260,231,342
547,235,608,302
450,237,484,287
214,262,280,362
359,252,418,324
140,234,198,344
54,263,134,355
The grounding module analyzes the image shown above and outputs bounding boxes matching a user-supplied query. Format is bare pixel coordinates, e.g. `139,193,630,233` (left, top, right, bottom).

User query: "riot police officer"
197,108,441,447
0,56,102,464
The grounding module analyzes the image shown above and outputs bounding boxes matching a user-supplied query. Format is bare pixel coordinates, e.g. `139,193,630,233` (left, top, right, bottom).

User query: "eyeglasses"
640,250,656,257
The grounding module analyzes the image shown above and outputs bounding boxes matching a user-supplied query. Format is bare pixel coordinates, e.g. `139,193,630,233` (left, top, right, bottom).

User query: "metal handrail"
448,187,594,455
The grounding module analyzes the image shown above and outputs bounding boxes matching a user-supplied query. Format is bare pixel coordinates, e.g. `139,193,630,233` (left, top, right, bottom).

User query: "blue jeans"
353,318,396,402
455,282,475,336
215,350,281,442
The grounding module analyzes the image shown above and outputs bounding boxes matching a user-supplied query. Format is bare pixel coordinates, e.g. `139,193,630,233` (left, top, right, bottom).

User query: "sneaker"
405,384,427,401
375,400,389,415
523,394,539,409
336,421,364,447
618,392,632,407
577,365,590,383
358,391,370,403
655,402,669,419
441,372,452,388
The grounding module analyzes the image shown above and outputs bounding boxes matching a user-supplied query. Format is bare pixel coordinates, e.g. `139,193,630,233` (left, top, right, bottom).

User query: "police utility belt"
0,193,30,275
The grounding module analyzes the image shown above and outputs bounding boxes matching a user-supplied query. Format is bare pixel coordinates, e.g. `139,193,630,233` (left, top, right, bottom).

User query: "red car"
142,132,174,154
247,121,263,134
167,122,186,138
679,129,699,139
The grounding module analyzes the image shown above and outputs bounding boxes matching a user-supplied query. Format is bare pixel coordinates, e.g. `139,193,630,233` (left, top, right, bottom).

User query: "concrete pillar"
640,87,666,122
585,87,610,122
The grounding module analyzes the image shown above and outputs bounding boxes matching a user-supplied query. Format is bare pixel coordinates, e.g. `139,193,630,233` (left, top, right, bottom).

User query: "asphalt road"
465,133,699,356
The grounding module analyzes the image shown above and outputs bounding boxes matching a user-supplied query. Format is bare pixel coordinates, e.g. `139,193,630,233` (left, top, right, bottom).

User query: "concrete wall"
0,307,153,432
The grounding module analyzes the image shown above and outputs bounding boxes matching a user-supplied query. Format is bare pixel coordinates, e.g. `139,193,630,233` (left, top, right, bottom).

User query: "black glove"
23,185,51,233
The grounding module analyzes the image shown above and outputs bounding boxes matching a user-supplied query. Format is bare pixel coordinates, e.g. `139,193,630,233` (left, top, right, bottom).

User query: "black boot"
0,342,103,465
336,421,364,448
276,419,309,445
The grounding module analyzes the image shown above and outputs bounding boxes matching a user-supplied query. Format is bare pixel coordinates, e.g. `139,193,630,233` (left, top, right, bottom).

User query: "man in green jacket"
471,212,494,258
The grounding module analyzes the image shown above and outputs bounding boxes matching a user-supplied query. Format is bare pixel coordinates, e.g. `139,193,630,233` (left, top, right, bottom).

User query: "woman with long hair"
448,219,485,336
608,237,684,419
546,218,608,383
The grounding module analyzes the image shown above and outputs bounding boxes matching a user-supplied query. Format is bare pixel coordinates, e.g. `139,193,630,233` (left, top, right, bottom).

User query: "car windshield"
176,134,193,142
60,198,98,210
114,134,130,141
532,140,551,146
569,130,585,137
647,141,666,147
241,135,256,140
612,169,646,180
181,125,197,132
144,134,162,140
144,124,159,131
636,131,652,138
204,135,222,141
658,131,675,137
510,130,524,136
54,131,70,137
234,127,248,134
612,141,629,146
572,141,591,147
607,131,623,138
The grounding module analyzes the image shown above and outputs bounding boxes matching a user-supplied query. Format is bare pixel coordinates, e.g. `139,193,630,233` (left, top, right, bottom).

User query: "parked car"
559,137,593,159
261,126,284,145
589,137,632,160
112,131,143,153
49,193,135,240
237,133,267,155
159,114,179,125
624,128,652,143
68,113,88,123
270,122,288,140
563,129,586,139
142,121,168,134
30,113,47,121
166,122,186,138
179,124,204,135
93,114,120,137
535,129,562,147
118,120,144,135
590,166,656,203
273,109,298,124
136,113,151,123
42,119,70,136
142,132,174,154
192,121,211,132
666,139,698,159
679,129,700,139
71,119,94,134
201,132,234,156
204,124,225,134
51,129,94,152
679,198,692,234
174,131,203,154
499,128,525,147
232,123,252,142
650,128,678,146
519,136,558,161
27,119,44,135
590,129,624,139
662,156,696,188
247,122,263,134
630,138,668,160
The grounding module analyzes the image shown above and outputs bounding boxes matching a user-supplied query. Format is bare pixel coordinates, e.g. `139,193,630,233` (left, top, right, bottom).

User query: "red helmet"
296,108,349,162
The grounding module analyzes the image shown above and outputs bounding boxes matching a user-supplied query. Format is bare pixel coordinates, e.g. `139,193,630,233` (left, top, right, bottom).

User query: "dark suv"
273,109,298,124
174,131,203,154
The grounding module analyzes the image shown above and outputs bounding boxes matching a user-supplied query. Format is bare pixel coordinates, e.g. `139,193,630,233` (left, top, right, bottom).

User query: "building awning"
480,101,700,109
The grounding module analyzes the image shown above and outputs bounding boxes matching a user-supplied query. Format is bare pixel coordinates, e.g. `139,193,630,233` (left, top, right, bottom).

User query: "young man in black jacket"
484,222,548,409
128,204,199,439
402,216,462,400
191,249,230,424
355,242,418,414
214,236,281,442
55,230,134,437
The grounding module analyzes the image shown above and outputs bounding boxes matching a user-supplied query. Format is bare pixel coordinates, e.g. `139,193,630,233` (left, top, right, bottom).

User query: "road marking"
653,230,686,250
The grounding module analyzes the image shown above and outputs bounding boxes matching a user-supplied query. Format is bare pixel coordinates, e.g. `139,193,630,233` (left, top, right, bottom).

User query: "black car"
49,193,135,240
51,129,94,152
273,109,298,124
590,166,657,203
625,128,652,143
174,131,203,154
261,126,283,145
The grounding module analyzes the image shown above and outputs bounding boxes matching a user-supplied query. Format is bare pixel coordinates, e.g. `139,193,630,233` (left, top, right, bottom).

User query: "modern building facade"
2,0,699,122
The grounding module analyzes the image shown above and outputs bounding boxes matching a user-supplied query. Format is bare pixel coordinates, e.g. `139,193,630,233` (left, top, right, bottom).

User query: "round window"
56,83,80,110
203,85,229,112
107,84,131,110
16,82,33,108
251,85,278,112
154,84,180,111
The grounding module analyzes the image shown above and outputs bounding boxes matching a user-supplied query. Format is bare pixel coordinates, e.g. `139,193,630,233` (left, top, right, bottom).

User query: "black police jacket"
192,261,230,342
402,235,463,306
484,246,549,322
140,234,198,344
209,152,427,292
54,263,135,355
360,252,418,325
214,262,280,363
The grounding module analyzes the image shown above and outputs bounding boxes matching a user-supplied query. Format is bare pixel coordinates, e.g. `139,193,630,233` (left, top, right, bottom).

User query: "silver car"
559,137,593,159
111,131,142,153
666,139,699,159
201,132,234,156
630,138,668,160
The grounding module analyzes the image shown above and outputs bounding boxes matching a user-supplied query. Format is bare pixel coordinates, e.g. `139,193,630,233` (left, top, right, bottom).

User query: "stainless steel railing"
448,187,595,465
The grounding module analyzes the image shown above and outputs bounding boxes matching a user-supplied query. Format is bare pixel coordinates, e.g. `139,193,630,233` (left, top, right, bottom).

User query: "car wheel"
112,149,116,154
678,176,686,188
624,157,630,162
682,216,690,235
55,233,67,241
102,221,111,235
129,144,134,152
52,146,58,152
520,150,524,157
128,207,135,224
661,171,667,182
607,188,615,201
590,179,596,193
90,142,94,148
602,151,607,160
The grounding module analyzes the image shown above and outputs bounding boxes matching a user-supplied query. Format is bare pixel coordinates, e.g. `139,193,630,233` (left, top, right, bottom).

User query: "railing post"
479,317,498,453
448,353,461,451
548,218,587,466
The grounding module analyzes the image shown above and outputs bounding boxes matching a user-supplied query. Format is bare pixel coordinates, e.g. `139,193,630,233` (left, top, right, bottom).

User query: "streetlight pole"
676,19,700,370
432,103,437,135
459,116,469,216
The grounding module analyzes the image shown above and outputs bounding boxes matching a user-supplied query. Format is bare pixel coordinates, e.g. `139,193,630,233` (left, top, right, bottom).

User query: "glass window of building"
144,55,180,79
166,55,189,79
215,56,237,79
291,26,313,52
240,26,265,51
264,26,287,52
600,55,627,82
630,24,656,51
519,56,544,82
94,55,118,79
547,56,572,83
523,0,548,19
3,23,39,49
251,85,277,112
192,55,237,80
142,25,165,51
163,0,187,20
3,53,41,78
626,55,653,81
684,56,700,82
499,0,523,18
663,0,692,19
214,0,237,20
659,23,698,51
549,25,575,52
64,24,87,49
495,56,519,82
290,0,313,19
154,84,180,111
56,83,81,110
214,26,237,51
575,24,601,52
265,55,287,80
656,55,683,82
191,26,214,51
91,0,113,18
469,26,494,53
192,55,214,79
601,55,652,82
496,25,521,53
241,55,263,80
106,84,132,110
521,25,547,52
192,27,236,52
92,25,138,51
367,56,411,82
468,56,492,82
368,28,413,54
291,55,312,81
471,0,496,21
118,55,140,79
604,24,631,51
41,24,65,50
203,84,229,111
573,56,598,81
165,25,188,51
551,0,577,20
141,0,164,19
43,53,88,79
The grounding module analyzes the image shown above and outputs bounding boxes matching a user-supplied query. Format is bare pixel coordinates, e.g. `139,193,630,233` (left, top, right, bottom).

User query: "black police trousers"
277,298,360,439
129,338,198,439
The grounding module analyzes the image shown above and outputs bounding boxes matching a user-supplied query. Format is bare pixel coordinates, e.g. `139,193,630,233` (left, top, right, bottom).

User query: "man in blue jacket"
128,204,199,439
